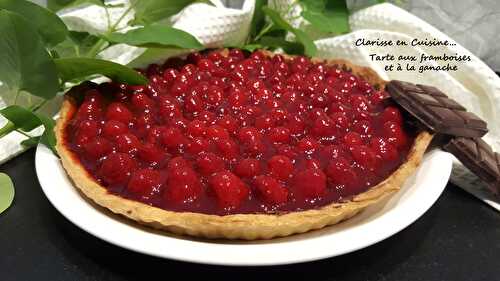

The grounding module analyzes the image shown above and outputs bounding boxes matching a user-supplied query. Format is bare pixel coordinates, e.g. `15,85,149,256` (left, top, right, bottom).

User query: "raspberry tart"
55,49,432,240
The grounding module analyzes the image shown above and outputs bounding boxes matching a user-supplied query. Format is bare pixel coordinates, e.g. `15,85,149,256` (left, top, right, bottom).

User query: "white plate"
35,144,453,266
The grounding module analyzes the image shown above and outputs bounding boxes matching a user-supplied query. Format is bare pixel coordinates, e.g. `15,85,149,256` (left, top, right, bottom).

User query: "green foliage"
52,31,102,58
0,10,59,100
54,57,148,85
131,0,198,25
0,105,57,153
0,173,15,214
249,0,268,39
299,0,350,34
107,25,203,49
261,6,317,56
0,0,68,47
47,0,105,12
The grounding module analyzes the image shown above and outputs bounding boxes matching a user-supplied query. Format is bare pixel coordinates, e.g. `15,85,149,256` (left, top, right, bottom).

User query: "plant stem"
30,100,48,112
85,4,135,58
0,122,15,138
15,129,31,138
254,23,273,41
13,89,21,105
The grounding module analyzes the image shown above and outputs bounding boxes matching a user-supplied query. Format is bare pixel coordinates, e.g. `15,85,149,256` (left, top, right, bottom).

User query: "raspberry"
268,155,294,181
196,110,216,125
165,165,202,204
237,127,262,144
383,121,407,148
184,92,204,113
312,115,334,137
353,120,373,136
269,127,291,143
296,137,319,153
197,58,216,72
209,171,249,209
255,114,275,130
186,137,210,154
369,90,389,107
167,156,189,171
161,127,187,149
115,133,141,154
306,159,322,170
215,138,239,159
255,175,289,205
350,145,377,171
138,143,165,164
206,125,230,140
127,169,163,197
102,120,127,140
131,93,153,110
344,132,363,146
74,120,99,146
158,96,181,119
235,158,261,178
162,68,179,84
76,101,102,121
83,137,113,160
196,152,225,175
186,120,207,137
105,102,133,124
206,85,224,106
326,157,356,186
146,126,164,145
370,137,398,162
216,115,239,133
99,153,137,185
381,106,403,124
228,87,249,108
293,169,327,198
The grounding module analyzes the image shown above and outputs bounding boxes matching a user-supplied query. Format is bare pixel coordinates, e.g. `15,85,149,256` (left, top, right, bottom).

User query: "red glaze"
65,49,414,215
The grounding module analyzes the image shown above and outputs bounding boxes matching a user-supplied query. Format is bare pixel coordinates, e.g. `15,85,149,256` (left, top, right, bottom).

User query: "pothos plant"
0,0,386,213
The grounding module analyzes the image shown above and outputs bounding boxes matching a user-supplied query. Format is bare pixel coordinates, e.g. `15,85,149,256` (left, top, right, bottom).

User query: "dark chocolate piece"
386,80,488,138
444,137,499,195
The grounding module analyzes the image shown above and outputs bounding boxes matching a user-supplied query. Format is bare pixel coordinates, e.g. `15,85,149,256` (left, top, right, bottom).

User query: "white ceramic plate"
35,144,453,266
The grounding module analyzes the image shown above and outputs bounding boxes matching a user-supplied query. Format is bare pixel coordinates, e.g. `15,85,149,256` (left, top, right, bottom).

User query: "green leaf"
240,44,263,52
249,0,268,39
21,136,41,147
47,0,105,12
0,0,68,47
0,11,59,100
262,6,317,56
131,0,197,25
37,114,57,154
52,31,101,58
0,105,57,153
107,25,203,49
0,105,43,132
299,0,350,34
54,58,148,85
258,36,304,55
0,173,15,214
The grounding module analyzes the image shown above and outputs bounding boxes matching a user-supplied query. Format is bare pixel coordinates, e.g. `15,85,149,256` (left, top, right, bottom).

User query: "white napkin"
0,1,498,210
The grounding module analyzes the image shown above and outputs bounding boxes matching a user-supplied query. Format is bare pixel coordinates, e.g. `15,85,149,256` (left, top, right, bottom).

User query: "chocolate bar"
444,137,499,194
386,80,488,138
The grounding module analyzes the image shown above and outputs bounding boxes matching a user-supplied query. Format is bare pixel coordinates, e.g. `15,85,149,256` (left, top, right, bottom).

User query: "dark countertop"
1,149,499,281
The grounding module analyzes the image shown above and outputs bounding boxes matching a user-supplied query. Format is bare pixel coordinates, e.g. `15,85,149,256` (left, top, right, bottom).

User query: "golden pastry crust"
55,50,433,240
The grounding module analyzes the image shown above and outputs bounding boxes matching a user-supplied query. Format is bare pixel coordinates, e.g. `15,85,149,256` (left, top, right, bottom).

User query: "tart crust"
55,51,433,240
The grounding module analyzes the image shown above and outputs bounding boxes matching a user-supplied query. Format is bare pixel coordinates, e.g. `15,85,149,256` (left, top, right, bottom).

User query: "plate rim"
35,144,452,266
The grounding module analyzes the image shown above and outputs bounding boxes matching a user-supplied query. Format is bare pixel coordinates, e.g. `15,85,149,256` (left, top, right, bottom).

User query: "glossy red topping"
65,49,414,215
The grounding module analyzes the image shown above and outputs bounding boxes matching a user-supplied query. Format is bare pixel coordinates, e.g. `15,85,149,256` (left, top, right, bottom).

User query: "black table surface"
1,149,499,281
